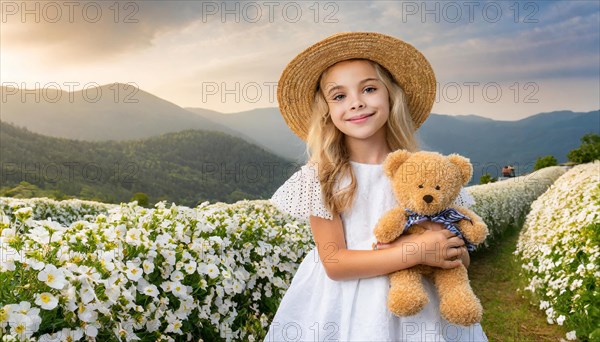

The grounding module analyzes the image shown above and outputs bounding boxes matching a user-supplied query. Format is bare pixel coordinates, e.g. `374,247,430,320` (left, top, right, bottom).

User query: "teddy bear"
373,150,489,326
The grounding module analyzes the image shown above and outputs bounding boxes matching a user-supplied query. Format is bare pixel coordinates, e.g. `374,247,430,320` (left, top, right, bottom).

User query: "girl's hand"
373,222,465,269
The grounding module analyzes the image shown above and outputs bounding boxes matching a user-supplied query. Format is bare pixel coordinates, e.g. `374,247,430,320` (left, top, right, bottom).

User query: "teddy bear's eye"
435,185,441,190
418,184,424,189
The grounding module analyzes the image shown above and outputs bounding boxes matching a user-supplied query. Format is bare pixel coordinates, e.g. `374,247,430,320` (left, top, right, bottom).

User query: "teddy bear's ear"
383,150,412,178
448,154,473,185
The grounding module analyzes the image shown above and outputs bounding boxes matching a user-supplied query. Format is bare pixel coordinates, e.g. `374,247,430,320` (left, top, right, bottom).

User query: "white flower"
27,225,51,244
570,278,583,291
161,281,174,292
84,325,98,338
206,264,220,279
64,285,78,312
556,315,566,325
221,269,232,279
566,330,577,340
184,260,197,274
171,282,188,299
146,318,161,332
165,312,183,334
143,259,155,274
126,261,143,281
14,207,33,221
80,284,96,304
8,311,40,339
142,284,159,298
28,259,45,271
8,317,28,338
113,322,140,341
37,264,67,290
77,303,97,323
161,249,177,265
34,293,58,310
170,270,184,282
126,228,144,246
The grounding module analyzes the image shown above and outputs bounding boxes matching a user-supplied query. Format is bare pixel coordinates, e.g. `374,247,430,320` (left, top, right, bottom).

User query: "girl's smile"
347,112,375,123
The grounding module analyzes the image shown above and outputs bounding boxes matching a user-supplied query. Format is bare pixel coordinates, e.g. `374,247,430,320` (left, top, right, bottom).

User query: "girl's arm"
310,215,465,281
380,221,471,268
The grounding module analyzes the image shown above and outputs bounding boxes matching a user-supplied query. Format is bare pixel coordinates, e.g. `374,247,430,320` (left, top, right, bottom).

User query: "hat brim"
277,31,436,141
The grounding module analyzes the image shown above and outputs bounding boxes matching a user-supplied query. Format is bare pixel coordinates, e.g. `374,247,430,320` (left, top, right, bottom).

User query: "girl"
265,32,488,342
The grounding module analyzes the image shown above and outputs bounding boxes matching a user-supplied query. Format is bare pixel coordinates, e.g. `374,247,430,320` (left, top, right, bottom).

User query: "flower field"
1,199,313,341
0,164,579,341
467,166,567,246
515,161,600,341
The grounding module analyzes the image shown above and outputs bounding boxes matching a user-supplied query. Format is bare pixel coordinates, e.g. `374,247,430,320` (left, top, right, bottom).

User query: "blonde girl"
266,32,487,342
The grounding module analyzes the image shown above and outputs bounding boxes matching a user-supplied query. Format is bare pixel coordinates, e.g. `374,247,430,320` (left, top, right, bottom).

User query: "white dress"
264,161,489,342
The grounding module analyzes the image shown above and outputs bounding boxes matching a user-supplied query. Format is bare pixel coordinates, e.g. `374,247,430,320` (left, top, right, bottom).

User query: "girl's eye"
435,185,441,190
364,86,376,93
418,184,424,188
332,94,345,101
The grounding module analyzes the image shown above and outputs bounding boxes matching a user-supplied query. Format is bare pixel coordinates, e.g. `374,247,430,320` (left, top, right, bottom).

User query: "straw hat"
277,31,436,141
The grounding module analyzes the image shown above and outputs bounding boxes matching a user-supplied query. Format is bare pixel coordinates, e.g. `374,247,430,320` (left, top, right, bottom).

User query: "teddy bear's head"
383,150,473,216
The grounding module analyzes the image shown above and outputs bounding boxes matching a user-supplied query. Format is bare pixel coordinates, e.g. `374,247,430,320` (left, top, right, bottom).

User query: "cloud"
1,1,206,61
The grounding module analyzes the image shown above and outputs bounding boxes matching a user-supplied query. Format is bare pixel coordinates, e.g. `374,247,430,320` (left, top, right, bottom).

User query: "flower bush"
467,166,567,246
0,197,116,227
515,162,600,341
0,199,314,341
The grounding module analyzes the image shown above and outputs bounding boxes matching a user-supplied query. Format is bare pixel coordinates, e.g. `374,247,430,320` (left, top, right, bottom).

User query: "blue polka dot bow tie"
404,208,476,251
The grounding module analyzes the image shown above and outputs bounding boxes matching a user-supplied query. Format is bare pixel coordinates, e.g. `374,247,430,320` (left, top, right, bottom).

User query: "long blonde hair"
306,59,419,215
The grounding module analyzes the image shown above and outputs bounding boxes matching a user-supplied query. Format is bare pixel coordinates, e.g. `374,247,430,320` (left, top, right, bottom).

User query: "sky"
1,0,599,120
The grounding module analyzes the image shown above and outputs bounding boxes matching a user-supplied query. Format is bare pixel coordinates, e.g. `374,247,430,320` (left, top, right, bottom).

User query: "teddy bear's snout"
423,195,434,204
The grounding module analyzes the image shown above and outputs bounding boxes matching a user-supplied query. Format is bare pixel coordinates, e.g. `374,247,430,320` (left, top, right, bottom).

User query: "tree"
534,155,558,171
3,181,40,198
131,192,149,207
480,173,497,184
567,133,600,164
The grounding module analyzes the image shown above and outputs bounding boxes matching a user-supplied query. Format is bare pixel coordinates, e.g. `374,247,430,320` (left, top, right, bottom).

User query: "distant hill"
186,107,308,161
0,121,296,206
0,83,240,141
418,110,600,182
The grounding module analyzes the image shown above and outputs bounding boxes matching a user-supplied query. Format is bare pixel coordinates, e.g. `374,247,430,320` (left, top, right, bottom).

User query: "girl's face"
321,59,390,142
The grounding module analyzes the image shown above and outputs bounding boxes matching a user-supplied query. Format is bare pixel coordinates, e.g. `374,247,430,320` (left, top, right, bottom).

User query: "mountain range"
1,83,598,185
0,121,295,206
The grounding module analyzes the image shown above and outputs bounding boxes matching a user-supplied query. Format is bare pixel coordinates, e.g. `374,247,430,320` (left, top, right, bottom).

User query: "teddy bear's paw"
466,222,489,245
440,294,483,326
387,286,429,317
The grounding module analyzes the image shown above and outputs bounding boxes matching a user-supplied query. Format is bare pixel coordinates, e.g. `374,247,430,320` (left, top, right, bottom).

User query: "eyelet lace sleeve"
270,163,334,221
453,187,475,208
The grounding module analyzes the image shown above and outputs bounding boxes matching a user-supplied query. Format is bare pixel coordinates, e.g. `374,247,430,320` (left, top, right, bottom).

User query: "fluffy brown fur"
373,150,489,326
